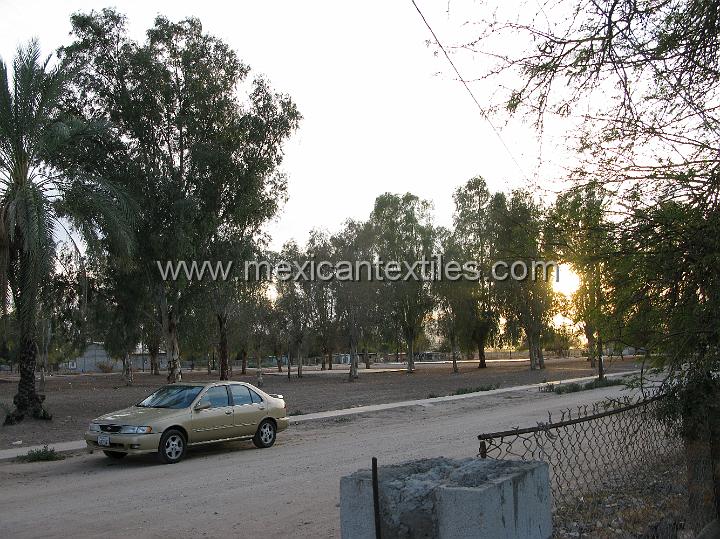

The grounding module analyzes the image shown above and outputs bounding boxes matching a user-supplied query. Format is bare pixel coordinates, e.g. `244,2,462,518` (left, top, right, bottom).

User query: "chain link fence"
477,393,716,538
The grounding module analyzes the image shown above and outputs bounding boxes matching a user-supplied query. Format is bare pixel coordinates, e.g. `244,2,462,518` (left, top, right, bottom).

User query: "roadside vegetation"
15,445,64,463
540,378,626,395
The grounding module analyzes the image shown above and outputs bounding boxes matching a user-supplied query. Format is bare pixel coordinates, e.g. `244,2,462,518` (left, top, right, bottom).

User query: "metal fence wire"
477,394,715,538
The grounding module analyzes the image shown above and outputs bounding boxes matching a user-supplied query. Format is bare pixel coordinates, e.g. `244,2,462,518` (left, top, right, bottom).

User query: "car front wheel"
253,420,276,448
158,429,186,464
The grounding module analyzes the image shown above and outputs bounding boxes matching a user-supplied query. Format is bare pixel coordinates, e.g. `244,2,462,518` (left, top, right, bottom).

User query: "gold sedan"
85,381,289,463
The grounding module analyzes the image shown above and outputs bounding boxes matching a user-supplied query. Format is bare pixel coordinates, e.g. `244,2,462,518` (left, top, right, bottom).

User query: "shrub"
16,445,64,463
95,361,115,373
453,384,499,395
552,377,625,394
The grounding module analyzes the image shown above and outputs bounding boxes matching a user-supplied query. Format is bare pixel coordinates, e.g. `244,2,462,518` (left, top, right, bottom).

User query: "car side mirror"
195,400,211,412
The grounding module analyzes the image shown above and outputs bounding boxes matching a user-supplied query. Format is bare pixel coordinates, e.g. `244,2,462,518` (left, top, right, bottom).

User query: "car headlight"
119,426,153,434
89,423,101,432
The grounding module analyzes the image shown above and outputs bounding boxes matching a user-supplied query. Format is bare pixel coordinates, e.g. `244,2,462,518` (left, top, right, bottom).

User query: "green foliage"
448,178,500,366
368,193,437,371
453,384,498,395
545,377,625,395
16,445,65,462
0,39,134,421
492,190,556,369
60,9,300,380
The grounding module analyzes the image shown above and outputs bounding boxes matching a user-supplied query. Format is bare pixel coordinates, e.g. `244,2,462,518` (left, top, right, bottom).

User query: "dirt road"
0,357,641,448
0,384,637,539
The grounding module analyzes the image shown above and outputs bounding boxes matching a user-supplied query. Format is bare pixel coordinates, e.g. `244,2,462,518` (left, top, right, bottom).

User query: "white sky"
0,0,568,251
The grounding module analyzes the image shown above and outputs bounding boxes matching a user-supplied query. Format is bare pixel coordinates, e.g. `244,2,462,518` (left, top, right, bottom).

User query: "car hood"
94,406,186,425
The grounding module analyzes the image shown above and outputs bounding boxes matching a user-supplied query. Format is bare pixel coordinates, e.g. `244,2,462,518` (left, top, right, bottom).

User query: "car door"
190,385,237,442
229,384,266,436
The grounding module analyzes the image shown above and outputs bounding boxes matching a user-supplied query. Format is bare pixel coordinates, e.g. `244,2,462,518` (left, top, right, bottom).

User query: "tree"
550,184,612,377
204,239,264,380
451,178,500,368
492,191,555,370
332,220,378,381
0,42,132,424
465,0,720,521
61,9,299,383
276,241,311,379
369,193,436,373
305,230,338,371
433,231,462,374
257,297,285,373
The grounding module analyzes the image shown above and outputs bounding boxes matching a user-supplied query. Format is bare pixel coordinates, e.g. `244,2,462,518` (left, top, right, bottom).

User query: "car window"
202,386,230,408
230,385,252,406
249,389,264,404
137,385,203,409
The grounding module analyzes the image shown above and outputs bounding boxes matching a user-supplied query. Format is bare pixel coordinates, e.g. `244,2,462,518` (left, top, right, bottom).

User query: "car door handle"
224,410,232,415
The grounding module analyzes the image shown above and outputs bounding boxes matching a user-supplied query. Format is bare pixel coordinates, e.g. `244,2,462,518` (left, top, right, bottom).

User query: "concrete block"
340,457,551,539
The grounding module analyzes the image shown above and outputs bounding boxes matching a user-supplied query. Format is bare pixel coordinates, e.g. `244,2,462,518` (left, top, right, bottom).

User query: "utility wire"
409,0,532,186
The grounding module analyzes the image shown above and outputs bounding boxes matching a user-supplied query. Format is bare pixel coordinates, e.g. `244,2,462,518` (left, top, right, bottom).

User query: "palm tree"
0,41,132,425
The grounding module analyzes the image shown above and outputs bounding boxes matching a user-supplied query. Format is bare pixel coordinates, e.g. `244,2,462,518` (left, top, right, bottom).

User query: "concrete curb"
0,439,87,462
0,370,641,462
288,369,641,423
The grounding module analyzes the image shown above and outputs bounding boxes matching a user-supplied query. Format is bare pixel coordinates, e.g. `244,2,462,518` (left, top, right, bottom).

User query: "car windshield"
137,385,203,409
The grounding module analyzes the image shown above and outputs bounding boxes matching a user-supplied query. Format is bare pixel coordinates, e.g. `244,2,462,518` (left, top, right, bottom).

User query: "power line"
409,0,532,186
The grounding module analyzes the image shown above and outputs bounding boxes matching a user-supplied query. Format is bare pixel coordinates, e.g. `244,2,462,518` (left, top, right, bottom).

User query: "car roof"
168,381,248,387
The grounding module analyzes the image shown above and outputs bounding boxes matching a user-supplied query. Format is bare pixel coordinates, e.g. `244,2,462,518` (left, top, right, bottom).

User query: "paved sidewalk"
0,370,639,462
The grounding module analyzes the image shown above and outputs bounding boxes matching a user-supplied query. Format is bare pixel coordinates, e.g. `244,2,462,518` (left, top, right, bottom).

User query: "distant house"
333,353,352,365
62,342,113,373
60,343,167,373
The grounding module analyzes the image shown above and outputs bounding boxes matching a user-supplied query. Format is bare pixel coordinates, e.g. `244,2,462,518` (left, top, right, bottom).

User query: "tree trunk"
163,304,182,383
585,325,597,368
685,434,717,533
597,336,604,380
276,356,282,372
451,340,459,374
348,341,359,381
709,409,720,522
477,343,486,369
4,338,51,424
39,364,46,393
241,349,248,375
363,347,370,369
287,351,292,380
254,353,263,387
217,314,229,381
327,350,333,370
407,339,415,373
149,347,160,375
321,349,326,370
527,331,544,370
297,349,303,378
123,352,134,386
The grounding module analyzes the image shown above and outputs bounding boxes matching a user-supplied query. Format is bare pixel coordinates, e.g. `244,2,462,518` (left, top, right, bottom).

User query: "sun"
553,263,581,297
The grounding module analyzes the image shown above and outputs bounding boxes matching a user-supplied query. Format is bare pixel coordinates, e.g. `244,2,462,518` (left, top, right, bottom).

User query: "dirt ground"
0,356,641,448
0,382,641,539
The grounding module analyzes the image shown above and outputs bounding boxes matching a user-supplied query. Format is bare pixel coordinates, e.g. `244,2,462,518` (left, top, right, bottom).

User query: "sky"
0,0,565,252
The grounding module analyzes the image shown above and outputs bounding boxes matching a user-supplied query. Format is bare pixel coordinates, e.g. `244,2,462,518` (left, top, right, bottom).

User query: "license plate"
97,434,110,447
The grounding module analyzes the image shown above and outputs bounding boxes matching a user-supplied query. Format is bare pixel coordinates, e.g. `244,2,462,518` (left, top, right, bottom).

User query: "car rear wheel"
253,420,276,448
103,451,126,459
158,429,186,464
